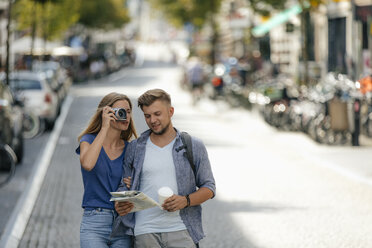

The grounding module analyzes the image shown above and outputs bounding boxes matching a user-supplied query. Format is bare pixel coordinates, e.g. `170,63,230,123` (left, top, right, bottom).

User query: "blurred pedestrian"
358,73,372,95
187,57,204,88
113,89,216,248
237,57,250,86
187,57,205,103
76,92,137,248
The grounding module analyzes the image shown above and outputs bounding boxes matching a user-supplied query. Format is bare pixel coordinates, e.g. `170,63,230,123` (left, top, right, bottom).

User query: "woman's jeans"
80,208,132,248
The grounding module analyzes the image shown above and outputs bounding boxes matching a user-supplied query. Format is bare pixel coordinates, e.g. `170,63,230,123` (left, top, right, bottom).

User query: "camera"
112,108,127,121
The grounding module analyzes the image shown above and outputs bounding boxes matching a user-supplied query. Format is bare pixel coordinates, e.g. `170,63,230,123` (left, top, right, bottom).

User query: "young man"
112,89,216,247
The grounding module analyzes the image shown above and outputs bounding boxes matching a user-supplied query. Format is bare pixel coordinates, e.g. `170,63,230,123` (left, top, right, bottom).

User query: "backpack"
180,132,196,179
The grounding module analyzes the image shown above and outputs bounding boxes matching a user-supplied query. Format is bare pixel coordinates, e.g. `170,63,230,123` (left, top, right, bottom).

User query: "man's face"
142,100,174,135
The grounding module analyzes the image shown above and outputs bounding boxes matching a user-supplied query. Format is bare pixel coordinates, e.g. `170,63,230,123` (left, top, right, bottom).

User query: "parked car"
32,61,72,113
0,80,24,165
8,70,59,129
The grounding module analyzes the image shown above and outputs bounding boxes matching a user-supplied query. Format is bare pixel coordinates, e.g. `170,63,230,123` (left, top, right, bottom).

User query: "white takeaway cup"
158,187,173,207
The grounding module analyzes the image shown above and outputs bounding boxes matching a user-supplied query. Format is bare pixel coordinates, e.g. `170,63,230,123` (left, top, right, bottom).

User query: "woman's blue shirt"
76,133,127,210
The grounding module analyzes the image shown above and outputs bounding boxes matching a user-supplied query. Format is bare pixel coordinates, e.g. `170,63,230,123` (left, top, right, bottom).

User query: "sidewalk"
18,94,84,247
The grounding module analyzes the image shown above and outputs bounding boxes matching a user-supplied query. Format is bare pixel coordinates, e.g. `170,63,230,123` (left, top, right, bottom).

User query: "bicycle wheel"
23,112,41,139
0,144,17,188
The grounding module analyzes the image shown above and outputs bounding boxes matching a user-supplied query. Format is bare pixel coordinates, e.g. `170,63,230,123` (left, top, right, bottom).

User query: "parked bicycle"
250,72,360,146
0,143,17,188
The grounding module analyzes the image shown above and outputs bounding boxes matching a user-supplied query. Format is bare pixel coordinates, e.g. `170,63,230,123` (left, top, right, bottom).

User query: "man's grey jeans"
134,230,196,248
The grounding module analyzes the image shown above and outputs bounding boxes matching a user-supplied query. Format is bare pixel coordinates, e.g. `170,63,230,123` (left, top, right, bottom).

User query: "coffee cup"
158,187,173,208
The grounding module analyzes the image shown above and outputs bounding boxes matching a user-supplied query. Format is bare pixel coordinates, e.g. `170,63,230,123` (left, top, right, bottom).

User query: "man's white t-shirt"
134,137,186,236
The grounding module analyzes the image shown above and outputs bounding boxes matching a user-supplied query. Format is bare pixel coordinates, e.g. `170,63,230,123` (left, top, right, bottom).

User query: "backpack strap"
180,132,196,178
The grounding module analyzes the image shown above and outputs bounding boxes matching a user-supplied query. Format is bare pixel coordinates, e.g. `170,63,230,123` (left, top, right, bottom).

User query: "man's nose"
150,115,157,123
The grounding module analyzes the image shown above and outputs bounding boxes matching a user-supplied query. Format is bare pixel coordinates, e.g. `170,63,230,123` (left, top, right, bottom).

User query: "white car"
9,71,59,129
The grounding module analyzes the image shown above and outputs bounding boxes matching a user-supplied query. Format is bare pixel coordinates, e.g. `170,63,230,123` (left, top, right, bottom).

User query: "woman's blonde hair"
78,92,138,142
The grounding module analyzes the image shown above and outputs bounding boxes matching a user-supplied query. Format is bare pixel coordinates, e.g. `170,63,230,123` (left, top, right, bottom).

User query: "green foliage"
13,0,35,30
45,0,80,39
13,0,130,40
13,0,81,40
78,0,130,29
149,0,222,29
33,0,61,4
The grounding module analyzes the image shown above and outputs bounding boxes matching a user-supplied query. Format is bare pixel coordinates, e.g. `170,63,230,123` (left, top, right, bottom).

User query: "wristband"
185,194,190,207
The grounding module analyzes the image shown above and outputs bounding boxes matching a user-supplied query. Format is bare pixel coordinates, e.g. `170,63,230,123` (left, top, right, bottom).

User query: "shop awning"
252,4,303,37
355,0,372,6
0,36,62,55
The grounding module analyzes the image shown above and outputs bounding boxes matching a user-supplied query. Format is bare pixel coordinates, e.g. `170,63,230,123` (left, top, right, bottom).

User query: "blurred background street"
0,0,372,247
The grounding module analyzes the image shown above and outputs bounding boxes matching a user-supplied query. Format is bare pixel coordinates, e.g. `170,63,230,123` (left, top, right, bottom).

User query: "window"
10,79,42,91
328,17,347,74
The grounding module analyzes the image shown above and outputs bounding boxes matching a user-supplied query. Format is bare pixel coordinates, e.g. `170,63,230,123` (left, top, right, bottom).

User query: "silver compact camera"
112,108,127,121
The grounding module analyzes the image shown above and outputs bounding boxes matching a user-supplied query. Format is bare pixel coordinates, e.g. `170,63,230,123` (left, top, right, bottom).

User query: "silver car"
9,71,59,129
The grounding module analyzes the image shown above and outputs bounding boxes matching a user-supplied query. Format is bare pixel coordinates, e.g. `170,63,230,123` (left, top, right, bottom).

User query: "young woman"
76,92,137,248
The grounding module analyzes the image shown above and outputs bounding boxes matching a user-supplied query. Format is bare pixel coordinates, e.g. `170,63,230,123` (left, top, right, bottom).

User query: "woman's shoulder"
76,133,97,155
79,133,97,143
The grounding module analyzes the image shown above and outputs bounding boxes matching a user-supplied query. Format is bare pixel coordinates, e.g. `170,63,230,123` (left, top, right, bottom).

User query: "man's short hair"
138,89,171,109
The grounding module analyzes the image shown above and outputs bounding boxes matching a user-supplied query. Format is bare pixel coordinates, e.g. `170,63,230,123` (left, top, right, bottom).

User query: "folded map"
110,191,160,213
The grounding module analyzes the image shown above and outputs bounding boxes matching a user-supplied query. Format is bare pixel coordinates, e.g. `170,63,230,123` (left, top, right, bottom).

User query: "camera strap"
180,132,196,179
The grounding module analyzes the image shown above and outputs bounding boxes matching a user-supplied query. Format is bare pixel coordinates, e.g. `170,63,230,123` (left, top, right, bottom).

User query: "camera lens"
118,109,125,117
115,108,127,120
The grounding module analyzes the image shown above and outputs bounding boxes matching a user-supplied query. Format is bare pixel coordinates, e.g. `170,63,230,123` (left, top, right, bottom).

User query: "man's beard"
152,122,170,135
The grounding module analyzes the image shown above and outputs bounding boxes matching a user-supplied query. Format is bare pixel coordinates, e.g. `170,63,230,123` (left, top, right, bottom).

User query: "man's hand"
162,195,187,212
115,201,134,216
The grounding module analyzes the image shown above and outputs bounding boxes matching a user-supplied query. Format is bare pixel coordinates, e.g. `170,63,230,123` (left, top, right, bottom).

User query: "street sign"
252,4,304,37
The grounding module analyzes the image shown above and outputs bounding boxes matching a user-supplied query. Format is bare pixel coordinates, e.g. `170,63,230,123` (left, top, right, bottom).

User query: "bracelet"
185,194,190,207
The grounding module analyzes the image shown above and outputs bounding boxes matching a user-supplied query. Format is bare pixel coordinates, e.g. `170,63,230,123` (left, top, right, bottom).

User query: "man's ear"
169,106,174,117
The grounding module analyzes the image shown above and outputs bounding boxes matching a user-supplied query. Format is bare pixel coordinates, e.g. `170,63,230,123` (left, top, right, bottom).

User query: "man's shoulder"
180,131,205,149
190,134,203,143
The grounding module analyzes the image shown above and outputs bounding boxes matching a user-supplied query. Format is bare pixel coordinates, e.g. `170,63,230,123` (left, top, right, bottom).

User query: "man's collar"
138,128,181,144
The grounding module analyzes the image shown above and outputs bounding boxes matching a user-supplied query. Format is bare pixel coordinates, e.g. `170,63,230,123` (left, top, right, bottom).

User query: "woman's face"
110,100,131,131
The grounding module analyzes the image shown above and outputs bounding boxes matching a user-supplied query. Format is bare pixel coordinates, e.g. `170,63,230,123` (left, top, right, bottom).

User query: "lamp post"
5,0,13,86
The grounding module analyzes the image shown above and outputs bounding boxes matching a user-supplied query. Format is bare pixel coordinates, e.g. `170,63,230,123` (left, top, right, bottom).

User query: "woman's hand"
115,201,134,216
123,177,131,189
101,106,117,130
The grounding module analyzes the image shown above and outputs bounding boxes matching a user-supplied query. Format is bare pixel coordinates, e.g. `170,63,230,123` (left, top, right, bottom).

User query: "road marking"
0,95,73,248
287,136,372,187
304,152,372,187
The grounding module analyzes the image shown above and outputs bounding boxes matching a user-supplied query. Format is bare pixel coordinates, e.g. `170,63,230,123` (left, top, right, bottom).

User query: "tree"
14,0,81,39
149,0,221,29
78,0,130,29
13,0,81,55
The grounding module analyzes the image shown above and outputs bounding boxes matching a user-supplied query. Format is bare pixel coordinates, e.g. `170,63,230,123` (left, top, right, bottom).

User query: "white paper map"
110,191,160,213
